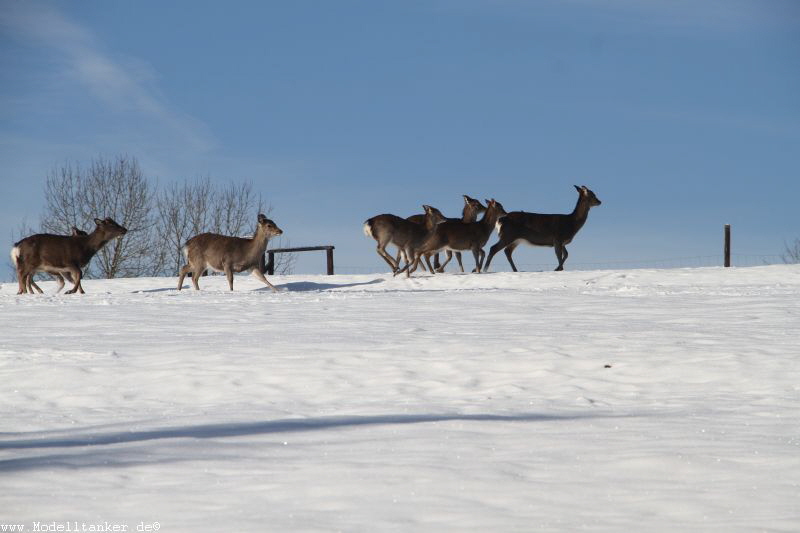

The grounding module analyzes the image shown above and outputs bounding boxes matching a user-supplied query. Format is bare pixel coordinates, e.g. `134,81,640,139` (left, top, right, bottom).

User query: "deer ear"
574,185,583,193
94,218,103,225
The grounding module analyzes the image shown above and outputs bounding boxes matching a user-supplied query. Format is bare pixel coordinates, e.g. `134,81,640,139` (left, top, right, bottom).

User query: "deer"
11,218,128,295
399,199,507,277
403,195,486,273
363,205,446,274
24,226,88,294
483,185,602,272
177,214,283,292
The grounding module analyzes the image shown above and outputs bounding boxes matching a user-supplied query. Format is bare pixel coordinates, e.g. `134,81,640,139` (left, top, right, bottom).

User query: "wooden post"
267,251,275,275
326,247,335,275
724,224,731,267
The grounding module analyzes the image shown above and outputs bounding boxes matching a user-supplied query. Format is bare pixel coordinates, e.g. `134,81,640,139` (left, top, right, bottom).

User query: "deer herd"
365,185,601,277
10,185,600,294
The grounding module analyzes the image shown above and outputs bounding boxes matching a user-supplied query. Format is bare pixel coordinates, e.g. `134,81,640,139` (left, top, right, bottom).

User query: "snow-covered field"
1,265,798,532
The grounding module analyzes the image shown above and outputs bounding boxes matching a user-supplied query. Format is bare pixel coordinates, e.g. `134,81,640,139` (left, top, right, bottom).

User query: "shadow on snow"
0,411,634,472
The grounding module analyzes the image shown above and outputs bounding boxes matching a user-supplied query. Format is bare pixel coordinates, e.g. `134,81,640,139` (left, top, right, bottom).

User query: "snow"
1,265,799,532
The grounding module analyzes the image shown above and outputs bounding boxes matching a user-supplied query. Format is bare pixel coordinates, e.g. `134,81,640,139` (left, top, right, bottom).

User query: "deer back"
366,214,426,248
184,215,281,272
498,186,601,246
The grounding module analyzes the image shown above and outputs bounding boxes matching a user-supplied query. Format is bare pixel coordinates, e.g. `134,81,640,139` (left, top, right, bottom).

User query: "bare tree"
41,162,84,235
154,178,210,277
782,239,800,264
211,181,263,237
41,155,157,279
35,155,294,279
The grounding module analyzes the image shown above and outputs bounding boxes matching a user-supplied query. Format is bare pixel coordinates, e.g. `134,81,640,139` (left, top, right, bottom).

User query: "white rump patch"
10,246,20,266
363,222,373,239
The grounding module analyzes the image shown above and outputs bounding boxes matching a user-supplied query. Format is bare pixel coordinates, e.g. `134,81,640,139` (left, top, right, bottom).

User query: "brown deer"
400,199,507,277
11,218,128,294
483,185,601,272
363,205,446,274
404,195,486,272
177,214,283,291
24,226,88,294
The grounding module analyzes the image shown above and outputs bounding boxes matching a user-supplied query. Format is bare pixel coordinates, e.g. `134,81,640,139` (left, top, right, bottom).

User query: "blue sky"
2,0,798,275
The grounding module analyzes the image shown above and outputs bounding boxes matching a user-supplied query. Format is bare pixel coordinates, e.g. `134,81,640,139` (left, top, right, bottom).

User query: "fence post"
724,224,731,267
326,247,335,275
267,251,275,276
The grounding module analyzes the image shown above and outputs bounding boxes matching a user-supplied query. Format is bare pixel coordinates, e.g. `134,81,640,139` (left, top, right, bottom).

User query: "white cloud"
0,1,215,153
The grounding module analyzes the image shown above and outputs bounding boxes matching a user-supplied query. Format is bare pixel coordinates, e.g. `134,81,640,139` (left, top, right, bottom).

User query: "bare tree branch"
782,239,800,264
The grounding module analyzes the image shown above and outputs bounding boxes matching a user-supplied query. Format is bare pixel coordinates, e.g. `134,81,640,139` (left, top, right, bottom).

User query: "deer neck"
86,229,112,252
477,207,500,237
461,204,478,223
251,227,272,253
424,215,440,232
571,196,592,228
250,227,269,249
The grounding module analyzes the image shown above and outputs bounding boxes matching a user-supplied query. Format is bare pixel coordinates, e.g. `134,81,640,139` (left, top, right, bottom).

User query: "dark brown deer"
11,218,128,295
404,195,486,272
177,214,283,291
484,185,601,272
24,226,88,294
400,199,507,277
363,205,446,273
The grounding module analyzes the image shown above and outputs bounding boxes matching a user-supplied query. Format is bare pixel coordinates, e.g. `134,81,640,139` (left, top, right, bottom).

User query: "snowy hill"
1,266,799,532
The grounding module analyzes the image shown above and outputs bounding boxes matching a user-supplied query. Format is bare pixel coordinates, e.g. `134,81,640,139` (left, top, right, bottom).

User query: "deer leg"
504,242,520,272
26,274,44,294
397,248,422,277
224,266,235,291
181,262,203,290
376,243,399,273
64,266,83,294
424,253,436,275
554,243,568,271
177,265,193,290
406,254,420,278
437,251,453,273
52,273,66,293
394,252,413,277
28,276,44,294
455,252,465,273
433,253,441,271
16,263,30,294
397,248,425,272
191,266,202,290
471,247,482,273
484,238,512,272
476,248,486,273
417,253,428,273
252,268,279,292
394,262,408,277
